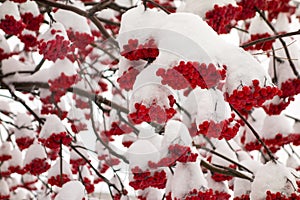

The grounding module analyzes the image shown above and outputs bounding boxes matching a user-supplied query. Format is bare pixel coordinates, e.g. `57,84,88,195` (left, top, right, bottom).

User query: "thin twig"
231,105,276,162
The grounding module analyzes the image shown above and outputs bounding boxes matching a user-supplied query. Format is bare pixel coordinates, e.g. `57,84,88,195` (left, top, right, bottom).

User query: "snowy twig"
255,7,300,78
231,105,276,162
241,29,300,49
200,160,254,181
35,0,118,47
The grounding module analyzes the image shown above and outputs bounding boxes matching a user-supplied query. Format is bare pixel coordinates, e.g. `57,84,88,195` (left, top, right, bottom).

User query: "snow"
38,22,69,42
129,83,173,110
250,161,298,200
269,37,300,83
249,16,273,34
161,120,192,148
9,148,23,167
1,57,33,75
119,5,273,95
54,181,86,200
0,1,20,20
178,0,237,18
54,9,91,34
22,58,77,82
24,143,47,165
137,124,163,149
244,108,267,143
19,1,40,16
0,179,10,197
14,128,35,140
261,115,294,138
211,139,238,166
170,162,207,198
137,187,163,200
0,34,11,53
206,171,229,192
40,115,66,139
48,159,73,178
15,113,32,128
125,139,160,170
0,141,12,156
194,88,231,125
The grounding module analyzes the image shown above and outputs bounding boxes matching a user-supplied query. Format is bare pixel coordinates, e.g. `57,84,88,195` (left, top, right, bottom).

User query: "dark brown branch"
241,29,300,49
231,105,276,162
70,144,121,194
35,0,118,47
255,8,299,78
12,81,129,113
200,160,254,182
90,101,129,164
1,81,44,125
196,145,253,174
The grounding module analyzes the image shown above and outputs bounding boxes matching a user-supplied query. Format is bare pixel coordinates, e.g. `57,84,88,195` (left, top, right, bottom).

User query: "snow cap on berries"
167,162,207,199
19,0,41,17
125,139,160,170
0,1,21,21
162,119,192,147
39,115,67,139
0,179,10,199
0,141,12,161
54,181,87,200
250,161,298,199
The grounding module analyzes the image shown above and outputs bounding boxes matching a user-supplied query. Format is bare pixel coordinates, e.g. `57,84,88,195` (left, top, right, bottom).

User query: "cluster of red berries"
39,35,70,61
148,144,198,168
225,79,281,111
205,4,242,34
9,165,25,175
70,158,87,174
121,38,159,62
117,67,140,91
211,164,236,182
48,174,71,187
233,194,250,200
128,102,176,124
48,73,79,102
244,133,300,153
74,97,89,109
198,115,240,140
0,15,25,35
24,158,50,175
157,62,226,90
265,0,296,21
244,33,275,51
166,189,231,200
82,177,95,194
122,140,134,148
102,121,133,141
0,194,10,200
266,191,300,200
15,137,35,150
19,33,38,51
0,154,11,162
39,132,72,149
70,121,88,134
146,0,176,13
263,97,294,115
67,30,94,50
0,48,16,61
21,12,44,32
280,79,300,98
41,103,68,119
237,0,295,21
129,166,167,190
